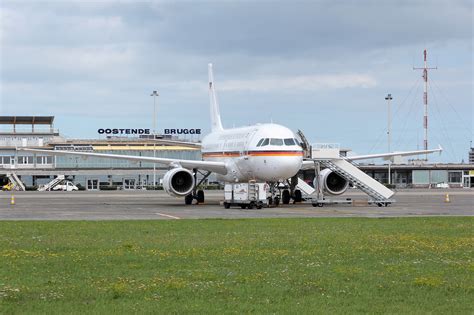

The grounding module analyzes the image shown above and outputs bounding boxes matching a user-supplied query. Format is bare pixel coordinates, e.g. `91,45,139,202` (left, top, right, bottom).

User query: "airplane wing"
301,146,443,169
347,145,443,161
18,148,228,175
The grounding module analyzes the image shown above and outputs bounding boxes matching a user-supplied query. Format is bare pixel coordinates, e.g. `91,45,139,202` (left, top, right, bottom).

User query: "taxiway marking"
156,212,181,220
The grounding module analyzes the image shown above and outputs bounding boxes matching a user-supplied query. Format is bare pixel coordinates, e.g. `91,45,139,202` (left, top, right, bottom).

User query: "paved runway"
0,189,472,220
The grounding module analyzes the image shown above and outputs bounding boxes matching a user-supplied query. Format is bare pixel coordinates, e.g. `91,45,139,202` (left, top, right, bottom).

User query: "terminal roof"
0,116,54,125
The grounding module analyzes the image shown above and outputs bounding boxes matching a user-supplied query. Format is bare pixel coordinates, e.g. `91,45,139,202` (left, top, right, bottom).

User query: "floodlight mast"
150,90,159,187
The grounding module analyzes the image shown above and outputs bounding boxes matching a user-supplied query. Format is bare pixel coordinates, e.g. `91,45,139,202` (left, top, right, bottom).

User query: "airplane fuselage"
201,123,303,182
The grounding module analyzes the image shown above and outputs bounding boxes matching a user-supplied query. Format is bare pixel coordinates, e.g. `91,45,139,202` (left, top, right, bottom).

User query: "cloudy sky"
1,0,472,162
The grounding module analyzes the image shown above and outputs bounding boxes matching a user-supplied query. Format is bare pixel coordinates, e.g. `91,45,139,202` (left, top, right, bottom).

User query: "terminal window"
0,156,12,165
36,156,53,165
448,171,462,183
18,156,34,164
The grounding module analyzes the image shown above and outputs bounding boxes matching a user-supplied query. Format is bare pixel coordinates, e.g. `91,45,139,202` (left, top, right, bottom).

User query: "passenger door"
87,179,99,190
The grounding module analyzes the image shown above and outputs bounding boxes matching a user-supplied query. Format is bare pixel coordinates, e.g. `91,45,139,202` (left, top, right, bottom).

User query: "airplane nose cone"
286,156,303,177
270,155,303,181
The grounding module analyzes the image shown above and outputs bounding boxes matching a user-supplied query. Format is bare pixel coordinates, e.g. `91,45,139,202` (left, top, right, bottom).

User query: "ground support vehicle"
51,181,79,192
224,181,270,209
2,182,14,191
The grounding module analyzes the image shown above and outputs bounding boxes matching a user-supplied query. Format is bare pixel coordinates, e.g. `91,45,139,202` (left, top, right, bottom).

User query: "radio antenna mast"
413,49,437,161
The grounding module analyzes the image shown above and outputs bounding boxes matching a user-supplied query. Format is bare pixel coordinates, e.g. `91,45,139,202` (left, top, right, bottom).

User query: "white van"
52,181,79,192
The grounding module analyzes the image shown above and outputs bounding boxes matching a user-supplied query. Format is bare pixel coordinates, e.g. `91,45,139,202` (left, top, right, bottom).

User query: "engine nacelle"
317,168,349,196
163,168,195,197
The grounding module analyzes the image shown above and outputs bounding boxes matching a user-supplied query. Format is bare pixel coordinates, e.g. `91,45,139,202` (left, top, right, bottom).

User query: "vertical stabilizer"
208,63,224,131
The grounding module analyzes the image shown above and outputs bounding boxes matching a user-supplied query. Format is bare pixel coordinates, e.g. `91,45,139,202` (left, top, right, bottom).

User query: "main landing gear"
267,181,302,207
281,189,302,204
280,176,303,205
184,169,210,205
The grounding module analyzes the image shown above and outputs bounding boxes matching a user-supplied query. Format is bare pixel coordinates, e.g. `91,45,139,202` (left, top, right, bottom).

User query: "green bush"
145,186,163,190
75,184,86,191
99,185,119,191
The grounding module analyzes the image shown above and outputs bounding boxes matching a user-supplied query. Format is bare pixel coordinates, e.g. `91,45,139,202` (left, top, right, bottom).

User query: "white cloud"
0,0,471,162
80,16,123,30
0,7,25,42
217,74,377,92
2,45,137,82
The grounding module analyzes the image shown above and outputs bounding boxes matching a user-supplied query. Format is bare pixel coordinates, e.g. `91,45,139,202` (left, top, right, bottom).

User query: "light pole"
385,93,393,185
150,90,159,187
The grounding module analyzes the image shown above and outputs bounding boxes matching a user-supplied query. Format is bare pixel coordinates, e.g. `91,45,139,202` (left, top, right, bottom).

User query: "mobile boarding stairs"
38,175,65,191
300,144,395,207
6,172,26,191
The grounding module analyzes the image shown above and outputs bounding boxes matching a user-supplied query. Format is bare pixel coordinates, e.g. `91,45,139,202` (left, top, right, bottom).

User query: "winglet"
208,63,224,131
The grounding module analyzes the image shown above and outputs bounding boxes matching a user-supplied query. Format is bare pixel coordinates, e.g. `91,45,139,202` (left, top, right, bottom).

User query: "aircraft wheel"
197,190,205,203
247,202,254,209
294,189,302,202
224,202,231,209
184,194,193,205
256,201,263,209
282,190,290,204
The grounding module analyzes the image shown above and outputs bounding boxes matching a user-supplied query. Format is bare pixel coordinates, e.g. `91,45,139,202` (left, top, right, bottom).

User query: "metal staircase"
248,180,258,201
296,177,315,196
319,158,394,201
38,175,65,191
6,173,25,191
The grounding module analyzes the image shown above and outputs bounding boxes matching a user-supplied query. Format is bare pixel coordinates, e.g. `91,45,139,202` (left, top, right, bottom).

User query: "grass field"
0,218,473,314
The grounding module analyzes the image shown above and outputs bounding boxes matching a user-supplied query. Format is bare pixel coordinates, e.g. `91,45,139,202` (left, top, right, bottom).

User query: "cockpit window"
270,138,283,146
256,138,264,147
261,138,269,146
294,138,300,146
284,138,295,146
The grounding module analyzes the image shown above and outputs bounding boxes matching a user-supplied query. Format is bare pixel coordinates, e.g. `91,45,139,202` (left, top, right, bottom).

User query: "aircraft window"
270,138,284,146
284,138,295,146
261,138,269,146
256,138,264,147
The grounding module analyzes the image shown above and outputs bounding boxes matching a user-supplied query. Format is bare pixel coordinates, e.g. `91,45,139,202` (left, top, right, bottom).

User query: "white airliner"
20,64,442,205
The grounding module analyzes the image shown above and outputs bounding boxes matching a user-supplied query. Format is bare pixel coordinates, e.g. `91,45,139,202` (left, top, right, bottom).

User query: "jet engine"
163,168,195,197
317,168,349,196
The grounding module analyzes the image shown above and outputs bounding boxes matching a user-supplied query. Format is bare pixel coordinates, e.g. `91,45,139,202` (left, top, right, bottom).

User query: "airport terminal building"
0,116,201,189
0,116,473,190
